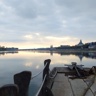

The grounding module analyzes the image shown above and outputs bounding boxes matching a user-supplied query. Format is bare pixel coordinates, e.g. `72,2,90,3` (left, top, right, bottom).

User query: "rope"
35,74,47,96
31,70,43,79
31,63,47,79
82,67,96,96
83,75,95,96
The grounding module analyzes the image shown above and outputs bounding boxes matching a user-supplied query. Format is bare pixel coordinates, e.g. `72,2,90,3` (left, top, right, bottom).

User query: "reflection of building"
78,54,83,61
88,52,96,59
76,40,84,46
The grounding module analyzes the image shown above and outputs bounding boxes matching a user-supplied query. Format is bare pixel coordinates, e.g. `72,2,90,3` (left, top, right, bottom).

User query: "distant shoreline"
29,49,96,53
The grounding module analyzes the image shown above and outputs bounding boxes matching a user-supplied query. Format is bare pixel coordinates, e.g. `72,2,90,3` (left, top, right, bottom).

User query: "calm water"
0,51,96,96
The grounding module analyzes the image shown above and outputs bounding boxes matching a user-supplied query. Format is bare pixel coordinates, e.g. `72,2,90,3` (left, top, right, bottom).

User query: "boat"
36,59,96,96
0,59,96,96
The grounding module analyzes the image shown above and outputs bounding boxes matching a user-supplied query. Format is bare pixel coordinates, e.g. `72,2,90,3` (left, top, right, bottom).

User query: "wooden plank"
69,78,90,96
85,90,94,96
56,67,69,73
83,75,94,96
48,67,94,96
84,75,94,86
52,73,73,96
56,67,64,72
54,73,66,82
84,75,96,96
56,67,90,73
90,75,96,96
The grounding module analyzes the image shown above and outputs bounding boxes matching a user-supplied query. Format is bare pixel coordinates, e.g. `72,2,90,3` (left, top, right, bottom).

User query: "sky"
0,0,96,49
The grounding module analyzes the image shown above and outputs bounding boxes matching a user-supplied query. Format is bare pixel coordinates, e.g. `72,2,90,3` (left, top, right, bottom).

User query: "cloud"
0,0,95,48
55,0,96,17
3,0,37,19
35,33,40,36
45,36,78,46
23,35,33,40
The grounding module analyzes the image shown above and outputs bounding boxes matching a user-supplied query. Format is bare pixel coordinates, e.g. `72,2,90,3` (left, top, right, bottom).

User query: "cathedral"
76,40,83,46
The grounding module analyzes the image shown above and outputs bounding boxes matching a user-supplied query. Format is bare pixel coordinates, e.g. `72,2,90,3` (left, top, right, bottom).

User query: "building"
88,43,96,49
76,40,84,46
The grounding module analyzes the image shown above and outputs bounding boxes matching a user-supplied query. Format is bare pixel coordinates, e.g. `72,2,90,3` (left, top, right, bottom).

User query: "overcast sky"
0,0,96,49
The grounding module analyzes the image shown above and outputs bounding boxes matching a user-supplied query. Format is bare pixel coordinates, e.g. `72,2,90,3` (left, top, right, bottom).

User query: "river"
0,51,96,96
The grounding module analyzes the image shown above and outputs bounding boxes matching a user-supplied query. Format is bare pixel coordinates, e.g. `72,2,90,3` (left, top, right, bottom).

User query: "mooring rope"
31,63,47,79
83,66,96,96
83,75,95,96
35,74,47,96
31,70,43,79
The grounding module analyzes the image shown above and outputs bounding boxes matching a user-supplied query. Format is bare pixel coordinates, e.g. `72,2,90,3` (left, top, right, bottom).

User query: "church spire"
77,40,83,46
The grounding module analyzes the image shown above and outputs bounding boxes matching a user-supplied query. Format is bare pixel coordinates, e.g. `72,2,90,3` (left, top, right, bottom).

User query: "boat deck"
46,67,96,96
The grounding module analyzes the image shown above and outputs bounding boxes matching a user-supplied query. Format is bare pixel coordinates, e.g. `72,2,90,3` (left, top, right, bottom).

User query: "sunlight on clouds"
45,36,72,41
23,35,33,39
0,35,79,49
0,0,95,46
35,33,40,36
44,36,78,46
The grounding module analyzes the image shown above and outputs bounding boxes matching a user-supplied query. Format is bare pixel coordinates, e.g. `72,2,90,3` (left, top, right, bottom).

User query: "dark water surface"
0,51,96,96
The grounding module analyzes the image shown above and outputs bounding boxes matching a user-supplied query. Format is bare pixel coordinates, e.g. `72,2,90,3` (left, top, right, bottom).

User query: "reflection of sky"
0,51,96,96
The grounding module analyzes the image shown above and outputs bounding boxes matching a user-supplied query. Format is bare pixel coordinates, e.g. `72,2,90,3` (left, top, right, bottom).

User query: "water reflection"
0,51,96,61
59,52,96,61
0,51,96,96
43,51,96,61
0,51,18,56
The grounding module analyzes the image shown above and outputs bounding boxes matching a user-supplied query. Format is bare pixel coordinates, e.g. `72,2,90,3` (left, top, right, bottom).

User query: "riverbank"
32,49,96,53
